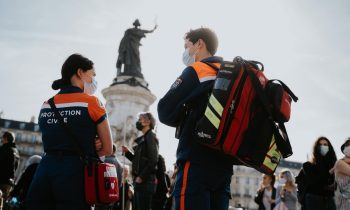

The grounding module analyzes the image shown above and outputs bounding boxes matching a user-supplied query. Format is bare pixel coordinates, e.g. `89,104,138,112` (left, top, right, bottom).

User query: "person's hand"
135,176,143,184
95,137,102,151
121,145,129,153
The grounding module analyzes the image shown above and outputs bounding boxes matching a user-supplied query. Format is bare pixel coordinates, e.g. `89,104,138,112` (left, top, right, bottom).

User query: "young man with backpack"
158,27,234,210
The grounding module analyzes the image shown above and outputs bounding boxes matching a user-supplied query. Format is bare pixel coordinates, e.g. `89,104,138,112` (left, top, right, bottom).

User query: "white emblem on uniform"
171,78,182,89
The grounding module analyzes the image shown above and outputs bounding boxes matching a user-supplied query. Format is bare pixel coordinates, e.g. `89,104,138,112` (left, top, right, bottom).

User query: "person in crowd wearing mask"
0,131,20,210
26,53,113,210
10,155,42,210
274,169,297,210
116,165,134,210
122,112,159,210
333,137,350,210
254,174,276,210
302,136,337,210
157,27,234,210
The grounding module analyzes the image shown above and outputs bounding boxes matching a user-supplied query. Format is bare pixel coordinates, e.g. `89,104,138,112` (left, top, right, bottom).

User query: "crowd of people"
0,26,349,210
254,136,350,210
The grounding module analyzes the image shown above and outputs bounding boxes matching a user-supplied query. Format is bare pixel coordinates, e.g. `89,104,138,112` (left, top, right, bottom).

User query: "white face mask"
344,146,350,157
319,145,329,156
182,48,195,66
279,178,286,185
84,76,98,95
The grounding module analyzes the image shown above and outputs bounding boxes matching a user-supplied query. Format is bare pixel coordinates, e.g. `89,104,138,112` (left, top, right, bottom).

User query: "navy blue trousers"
173,161,232,210
26,154,90,210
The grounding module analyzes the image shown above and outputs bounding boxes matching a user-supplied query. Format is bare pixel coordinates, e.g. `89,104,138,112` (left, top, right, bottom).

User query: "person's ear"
76,68,84,79
196,39,203,49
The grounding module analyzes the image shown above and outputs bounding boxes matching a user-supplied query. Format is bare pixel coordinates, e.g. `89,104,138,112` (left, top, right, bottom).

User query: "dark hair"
311,136,337,169
185,27,218,55
157,154,166,173
52,54,94,90
264,173,276,186
341,137,350,153
139,112,156,130
2,131,15,143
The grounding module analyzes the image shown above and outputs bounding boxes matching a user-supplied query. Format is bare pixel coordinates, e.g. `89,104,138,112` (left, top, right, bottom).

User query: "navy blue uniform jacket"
158,56,233,172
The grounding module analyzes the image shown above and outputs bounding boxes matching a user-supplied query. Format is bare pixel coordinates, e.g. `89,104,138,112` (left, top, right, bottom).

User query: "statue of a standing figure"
116,19,157,79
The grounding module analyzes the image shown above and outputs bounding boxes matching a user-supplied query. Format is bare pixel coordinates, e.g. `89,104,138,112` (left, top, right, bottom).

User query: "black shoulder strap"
47,97,85,158
201,61,220,71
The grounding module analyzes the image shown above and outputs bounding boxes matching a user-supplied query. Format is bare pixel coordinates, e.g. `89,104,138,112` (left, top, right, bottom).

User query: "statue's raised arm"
116,19,157,79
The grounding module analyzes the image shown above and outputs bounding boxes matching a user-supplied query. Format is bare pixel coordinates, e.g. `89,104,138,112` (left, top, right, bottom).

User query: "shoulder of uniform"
87,95,105,107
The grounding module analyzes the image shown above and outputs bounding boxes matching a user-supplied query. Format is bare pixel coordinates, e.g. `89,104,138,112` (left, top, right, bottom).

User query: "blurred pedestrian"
9,155,42,210
254,174,276,210
302,136,337,210
122,112,159,210
334,137,350,210
163,163,178,210
0,131,20,210
275,169,297,210
152,154,170,210
116,165,133,210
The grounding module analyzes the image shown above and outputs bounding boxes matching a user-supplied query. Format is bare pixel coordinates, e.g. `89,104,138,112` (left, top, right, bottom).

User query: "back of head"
185,27,218,55
51,53,94,90
2,131,15,143
157,154,166,173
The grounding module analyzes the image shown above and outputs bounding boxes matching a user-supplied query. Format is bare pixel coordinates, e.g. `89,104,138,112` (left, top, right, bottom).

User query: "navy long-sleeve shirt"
158,56,233,172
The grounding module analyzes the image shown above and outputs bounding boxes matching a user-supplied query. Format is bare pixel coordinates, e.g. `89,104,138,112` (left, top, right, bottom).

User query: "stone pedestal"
102,76,156,162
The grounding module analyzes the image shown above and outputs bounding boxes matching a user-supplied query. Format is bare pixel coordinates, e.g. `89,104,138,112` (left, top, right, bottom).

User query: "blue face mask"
182,48,195,66
84,76,98,95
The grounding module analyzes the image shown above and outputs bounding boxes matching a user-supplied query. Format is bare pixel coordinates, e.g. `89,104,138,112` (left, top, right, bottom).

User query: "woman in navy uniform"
26,54,113,210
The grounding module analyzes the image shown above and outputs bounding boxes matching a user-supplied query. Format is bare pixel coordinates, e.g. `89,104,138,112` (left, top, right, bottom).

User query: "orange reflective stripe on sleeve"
180,161,191,210
191,62,220,83
87,96,107,123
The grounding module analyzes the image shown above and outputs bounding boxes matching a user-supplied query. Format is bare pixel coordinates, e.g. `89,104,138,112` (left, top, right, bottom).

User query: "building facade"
0,118,43,179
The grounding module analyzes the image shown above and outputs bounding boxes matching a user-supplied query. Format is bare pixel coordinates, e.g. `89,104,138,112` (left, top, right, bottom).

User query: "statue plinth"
102,76,156,162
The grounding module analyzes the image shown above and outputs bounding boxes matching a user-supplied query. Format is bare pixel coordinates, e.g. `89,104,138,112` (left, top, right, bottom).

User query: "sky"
0,0,349,169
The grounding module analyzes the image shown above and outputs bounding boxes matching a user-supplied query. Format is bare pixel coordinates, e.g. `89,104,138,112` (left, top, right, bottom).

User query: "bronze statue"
116,19,157,78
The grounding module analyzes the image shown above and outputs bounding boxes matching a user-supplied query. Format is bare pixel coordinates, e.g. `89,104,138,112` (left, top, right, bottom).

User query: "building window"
236,177,240,184
244,188,249,195
34,125,40,132
31,135,37,143
15,133,22,141
4,121,11,128
20,123,26,129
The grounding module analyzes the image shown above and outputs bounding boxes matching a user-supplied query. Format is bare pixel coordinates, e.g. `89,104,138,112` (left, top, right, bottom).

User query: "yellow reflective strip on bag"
263,136,282,170
209,95,224,116
204,107,220,129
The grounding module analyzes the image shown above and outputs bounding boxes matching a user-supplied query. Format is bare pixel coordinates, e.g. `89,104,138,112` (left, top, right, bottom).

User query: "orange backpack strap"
191,62,220,83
